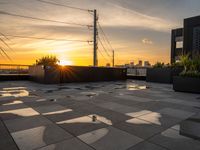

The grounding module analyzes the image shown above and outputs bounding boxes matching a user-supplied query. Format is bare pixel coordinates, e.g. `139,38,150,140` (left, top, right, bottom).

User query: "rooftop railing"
0,64,30,75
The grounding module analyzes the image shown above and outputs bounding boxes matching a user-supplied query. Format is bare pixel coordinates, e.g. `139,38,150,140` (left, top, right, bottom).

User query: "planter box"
29,65,127,84
173,76,200,94
146,67,183,84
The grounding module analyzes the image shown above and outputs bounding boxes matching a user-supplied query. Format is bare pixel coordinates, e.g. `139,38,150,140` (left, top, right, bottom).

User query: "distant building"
171,15,200,63
144,61,151,67
130,61,134,67
135,60,143,67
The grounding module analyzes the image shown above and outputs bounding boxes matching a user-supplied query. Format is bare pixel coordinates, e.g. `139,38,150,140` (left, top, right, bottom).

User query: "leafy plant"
153,62,165,68
179,54,190,73
179,54,200,78
35,55,59,66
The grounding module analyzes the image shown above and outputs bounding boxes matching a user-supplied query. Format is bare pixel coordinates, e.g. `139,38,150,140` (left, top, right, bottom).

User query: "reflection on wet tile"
88,114,113,125
0,87,29,97
0,108,39,120
33,104,72,115
57,116,108,136
114,118,164,139
11,124,73,150
126,110,152,117
78,126,143,150
138,112,180,127
5,115,53,132
37,138,94,150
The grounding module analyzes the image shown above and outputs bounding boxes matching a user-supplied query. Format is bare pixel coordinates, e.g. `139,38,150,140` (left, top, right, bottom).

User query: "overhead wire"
37,0,93,12
2,35,92,43
0,11,92,27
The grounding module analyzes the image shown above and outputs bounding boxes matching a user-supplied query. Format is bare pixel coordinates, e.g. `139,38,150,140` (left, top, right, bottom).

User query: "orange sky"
1,0,199,66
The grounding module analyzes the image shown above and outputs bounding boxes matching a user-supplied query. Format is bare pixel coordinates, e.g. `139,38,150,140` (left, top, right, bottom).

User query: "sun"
58,59,73,66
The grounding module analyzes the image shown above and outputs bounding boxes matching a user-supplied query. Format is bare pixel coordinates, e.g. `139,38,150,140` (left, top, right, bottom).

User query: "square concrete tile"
158,108,194,119
149,128,200,150
45,110,86,122
0,108,39,120
11,124,73,150
77,105,131,124
37,138,94,150
97,102,142,114
128,141,166,150
138,112,181,128
0,120,18,150
4,115,53,132
56,116,108,136
78,126,143,150
33,104,72,115
114,118,164,139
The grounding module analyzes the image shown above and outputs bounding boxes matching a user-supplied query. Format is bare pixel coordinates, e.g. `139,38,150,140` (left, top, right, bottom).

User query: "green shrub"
35,55,59,66
179,54,200,78
180,70,200,78
153,62,165,68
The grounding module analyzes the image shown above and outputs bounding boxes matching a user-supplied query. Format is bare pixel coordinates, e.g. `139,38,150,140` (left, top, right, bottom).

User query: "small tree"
179,54,190,73
35,55,59,66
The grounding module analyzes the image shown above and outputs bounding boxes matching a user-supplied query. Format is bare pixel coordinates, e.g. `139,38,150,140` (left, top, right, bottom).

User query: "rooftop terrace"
0,80,200,150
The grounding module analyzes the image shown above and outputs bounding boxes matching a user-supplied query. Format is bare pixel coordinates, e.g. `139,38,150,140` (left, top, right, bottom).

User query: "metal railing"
127,67,147,76
0,64,30,75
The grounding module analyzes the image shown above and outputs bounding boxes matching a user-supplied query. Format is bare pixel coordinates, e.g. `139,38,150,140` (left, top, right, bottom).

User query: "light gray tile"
128,141,166,150
138,112,180,128
149,128,200,150
78,126,143,150
158,108,194,119
11,124,73,150
5,115,53,132
37,138,94,150
114,118,164,139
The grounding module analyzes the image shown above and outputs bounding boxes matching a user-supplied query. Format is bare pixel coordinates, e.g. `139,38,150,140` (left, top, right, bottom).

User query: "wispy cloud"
142,38,153,45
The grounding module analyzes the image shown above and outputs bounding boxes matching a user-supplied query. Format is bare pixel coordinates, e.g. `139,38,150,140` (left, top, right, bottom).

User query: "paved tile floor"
0,80,200,150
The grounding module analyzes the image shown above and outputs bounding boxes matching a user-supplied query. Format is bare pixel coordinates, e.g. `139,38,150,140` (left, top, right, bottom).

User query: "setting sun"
58,59,73,66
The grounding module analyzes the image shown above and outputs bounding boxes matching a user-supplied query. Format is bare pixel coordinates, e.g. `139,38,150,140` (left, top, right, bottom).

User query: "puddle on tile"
0,87,29,97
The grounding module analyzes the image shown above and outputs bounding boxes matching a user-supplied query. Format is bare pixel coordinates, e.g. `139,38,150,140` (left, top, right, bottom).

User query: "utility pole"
112,50,115,67
93,9,98,67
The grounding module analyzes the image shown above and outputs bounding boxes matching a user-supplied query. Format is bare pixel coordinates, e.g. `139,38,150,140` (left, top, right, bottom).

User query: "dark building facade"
171,15,200,63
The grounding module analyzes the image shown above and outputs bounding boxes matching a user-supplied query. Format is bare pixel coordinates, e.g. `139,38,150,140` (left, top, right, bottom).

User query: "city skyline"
1,0,200,66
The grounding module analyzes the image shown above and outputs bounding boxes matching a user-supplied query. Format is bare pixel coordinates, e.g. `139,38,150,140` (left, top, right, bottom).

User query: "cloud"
142,38,153,45
98,2,177,33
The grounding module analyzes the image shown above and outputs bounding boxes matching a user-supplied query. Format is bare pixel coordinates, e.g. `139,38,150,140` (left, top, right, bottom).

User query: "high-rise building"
171,15,200,63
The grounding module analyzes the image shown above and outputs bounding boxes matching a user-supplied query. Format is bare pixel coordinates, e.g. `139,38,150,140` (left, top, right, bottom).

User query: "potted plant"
173,54,200,93
146,62,182,84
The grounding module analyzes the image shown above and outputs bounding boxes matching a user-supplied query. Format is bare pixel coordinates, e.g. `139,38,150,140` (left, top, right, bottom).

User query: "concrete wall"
29,65,127,84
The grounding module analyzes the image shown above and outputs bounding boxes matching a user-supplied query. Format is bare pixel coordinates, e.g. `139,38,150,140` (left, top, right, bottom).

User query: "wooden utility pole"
112,50,115,67
93,9,98,67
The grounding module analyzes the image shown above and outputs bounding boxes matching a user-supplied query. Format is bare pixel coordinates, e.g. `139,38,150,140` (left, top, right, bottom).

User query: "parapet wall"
29,65,127,84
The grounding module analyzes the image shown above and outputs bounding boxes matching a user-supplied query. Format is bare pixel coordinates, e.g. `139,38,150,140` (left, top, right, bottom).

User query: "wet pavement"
0,80,200,150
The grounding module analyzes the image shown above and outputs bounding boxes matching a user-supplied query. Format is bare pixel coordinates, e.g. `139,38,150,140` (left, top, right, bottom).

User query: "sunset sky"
0,0,200,66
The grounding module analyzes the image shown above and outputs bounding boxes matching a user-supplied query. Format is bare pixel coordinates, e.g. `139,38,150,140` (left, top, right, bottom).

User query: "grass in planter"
178,54,200,78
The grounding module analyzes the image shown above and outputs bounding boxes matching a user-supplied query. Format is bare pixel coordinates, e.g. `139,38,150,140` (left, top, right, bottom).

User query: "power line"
3,35,92,43
98,22,114,52
0,11,92,27
37,0,93,12
0,46,12,61
0,37,14,52
98,37,112,58
98,49,109,62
